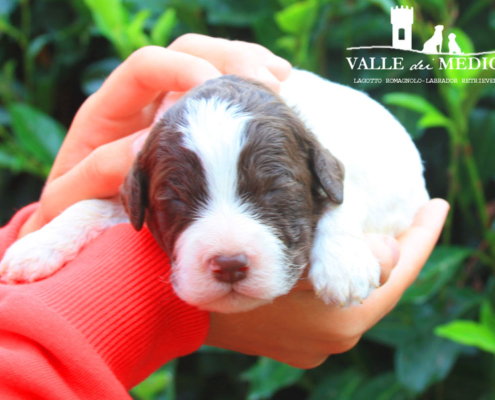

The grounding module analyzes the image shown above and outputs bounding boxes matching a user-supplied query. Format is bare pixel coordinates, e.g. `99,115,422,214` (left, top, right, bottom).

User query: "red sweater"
0,204,209,399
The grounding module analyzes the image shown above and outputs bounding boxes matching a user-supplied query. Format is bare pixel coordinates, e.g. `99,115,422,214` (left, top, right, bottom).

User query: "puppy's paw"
309,237,380,306
0,232,70,283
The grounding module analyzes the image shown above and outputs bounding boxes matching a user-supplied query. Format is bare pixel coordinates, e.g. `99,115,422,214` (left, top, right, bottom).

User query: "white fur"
0,70,428,311
280,70,429,305
0,200,128,283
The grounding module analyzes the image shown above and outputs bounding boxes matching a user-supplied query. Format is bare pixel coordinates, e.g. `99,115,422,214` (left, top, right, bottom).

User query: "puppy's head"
121,75,344,313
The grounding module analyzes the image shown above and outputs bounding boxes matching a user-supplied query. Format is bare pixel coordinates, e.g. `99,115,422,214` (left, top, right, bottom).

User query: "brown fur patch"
122,75,344,269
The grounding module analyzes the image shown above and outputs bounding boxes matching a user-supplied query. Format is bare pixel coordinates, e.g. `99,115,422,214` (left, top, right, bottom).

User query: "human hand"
205,199,449,368
19,35,291,238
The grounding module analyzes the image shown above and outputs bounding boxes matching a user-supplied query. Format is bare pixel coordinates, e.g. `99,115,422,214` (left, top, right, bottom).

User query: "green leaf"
27,34,54,62
365,307,417,348
383,93,451,130
275,0,318,35
480,301,495,333
309,368,365,400
242,357,304,400
396,335,463,393
417,112,452,130
202,0,276,27
0,146,20,170
401,246,472,304
84,0,128,36
368,0,395,14
0,106,10,125
435,321,495,354
352,373,406,400
469,109,495,183
276,35,297,53
0,144,49,177
0,0,17,16
197,345,231,353
130,362,176,400
9,103,65,166
126,9,151,50
151,8,177,46
84,0,130,58
0,15,23,42
278,0,299,7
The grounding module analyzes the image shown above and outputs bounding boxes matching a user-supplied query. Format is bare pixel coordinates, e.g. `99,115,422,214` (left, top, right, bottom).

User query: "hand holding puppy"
19,35,291,238
12,34,447,366
206,199,449,368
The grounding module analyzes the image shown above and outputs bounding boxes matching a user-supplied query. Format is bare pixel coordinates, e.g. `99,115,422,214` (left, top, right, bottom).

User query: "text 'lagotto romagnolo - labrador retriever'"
0,69,429,313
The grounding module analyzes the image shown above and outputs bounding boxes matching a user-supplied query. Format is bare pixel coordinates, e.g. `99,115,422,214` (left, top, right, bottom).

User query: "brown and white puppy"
0,70,429,313
122,76,344,312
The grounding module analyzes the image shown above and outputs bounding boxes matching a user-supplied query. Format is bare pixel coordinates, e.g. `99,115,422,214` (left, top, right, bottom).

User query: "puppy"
423,25,444,54
0,70,429,313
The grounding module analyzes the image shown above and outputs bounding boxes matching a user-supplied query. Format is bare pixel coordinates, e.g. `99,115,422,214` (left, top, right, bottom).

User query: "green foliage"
0,102,65,177
1,0,495,399
383,92,452,133
435,301,495,354
131,361,177,400
400,246,472,304
242,358,305,400
274,0,318,69
84,0,177,58
9,103,65,166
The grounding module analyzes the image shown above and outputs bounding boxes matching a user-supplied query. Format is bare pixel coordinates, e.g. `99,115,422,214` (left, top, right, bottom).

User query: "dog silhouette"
423,25,444,54
448,33,463,54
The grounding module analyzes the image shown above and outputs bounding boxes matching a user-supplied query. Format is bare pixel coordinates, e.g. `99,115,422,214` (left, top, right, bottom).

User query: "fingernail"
133,131,150,155
384,235,400,267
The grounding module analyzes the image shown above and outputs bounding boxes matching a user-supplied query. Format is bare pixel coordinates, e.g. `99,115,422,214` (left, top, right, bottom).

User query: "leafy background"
1,0,495,399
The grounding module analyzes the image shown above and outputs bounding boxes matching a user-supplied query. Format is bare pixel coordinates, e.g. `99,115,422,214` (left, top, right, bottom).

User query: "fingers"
49,47,221,181
392,198,450,288
40,129,149,227
169,34,292,92
49,39,291,182
82,47,221,123
365,233,400,285
357,199,450,324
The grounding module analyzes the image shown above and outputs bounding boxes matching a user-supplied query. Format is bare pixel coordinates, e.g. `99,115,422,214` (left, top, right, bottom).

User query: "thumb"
365,233,400,285
19,128,151,237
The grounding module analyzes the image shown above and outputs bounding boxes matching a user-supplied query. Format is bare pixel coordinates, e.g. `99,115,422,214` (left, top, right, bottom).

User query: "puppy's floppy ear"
309,137,345,204
121,161,149,231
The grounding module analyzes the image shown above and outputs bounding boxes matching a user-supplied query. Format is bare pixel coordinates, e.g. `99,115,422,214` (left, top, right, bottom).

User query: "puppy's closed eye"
263,187,286,203
157,186,184,202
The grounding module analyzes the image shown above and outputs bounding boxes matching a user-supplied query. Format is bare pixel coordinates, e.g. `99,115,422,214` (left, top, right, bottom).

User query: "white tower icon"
391,6,413,50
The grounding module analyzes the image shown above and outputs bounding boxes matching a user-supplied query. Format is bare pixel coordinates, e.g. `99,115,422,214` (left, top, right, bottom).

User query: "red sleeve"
0,204,210,399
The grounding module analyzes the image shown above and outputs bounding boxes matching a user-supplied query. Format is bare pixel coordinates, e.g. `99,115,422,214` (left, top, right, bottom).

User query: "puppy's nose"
211,254,249,283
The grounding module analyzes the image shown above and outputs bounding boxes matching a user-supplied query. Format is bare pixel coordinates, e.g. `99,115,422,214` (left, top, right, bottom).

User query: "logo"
346,6,495,83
